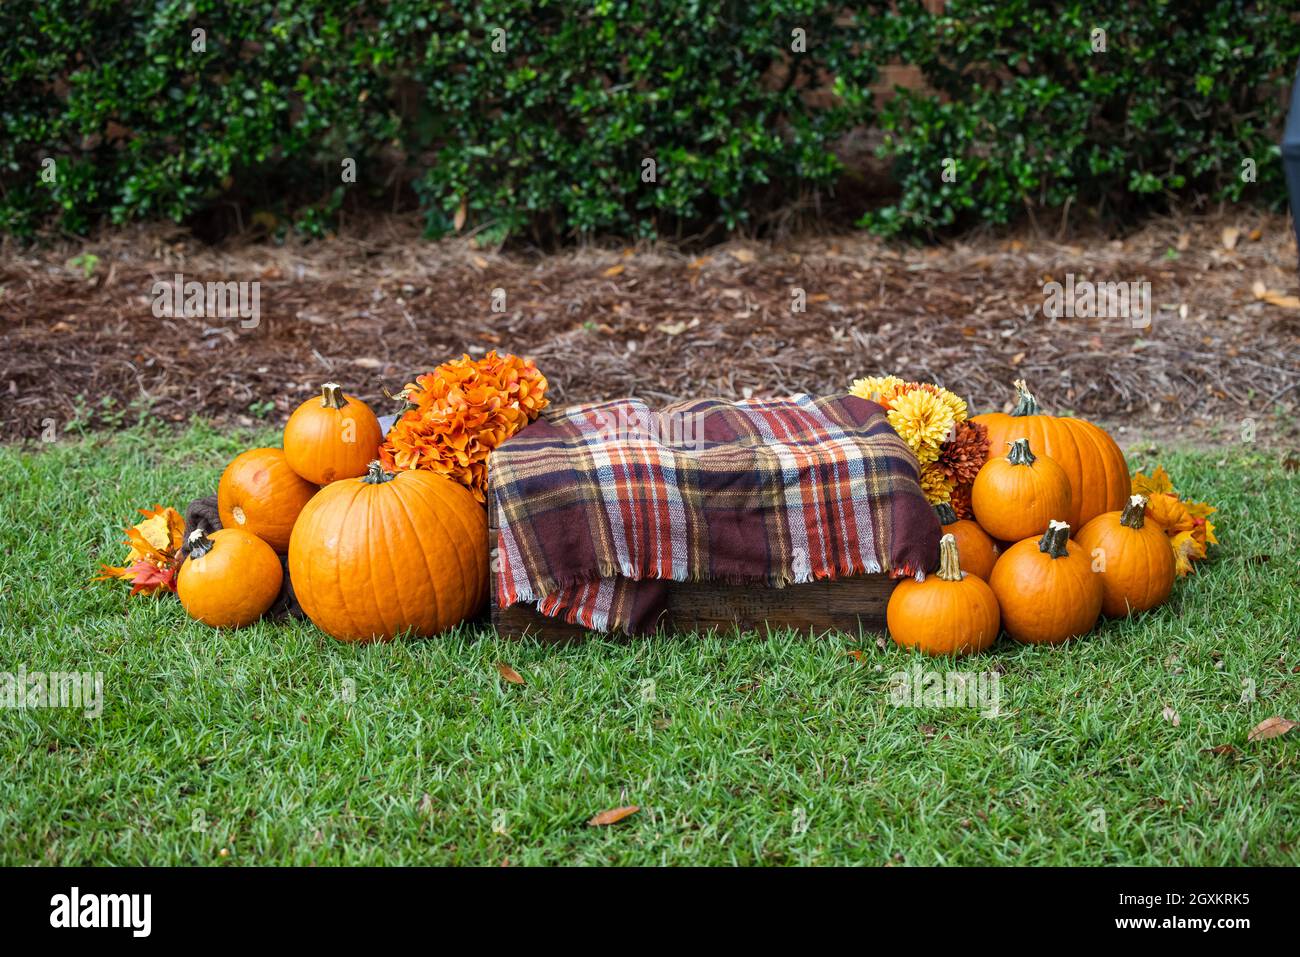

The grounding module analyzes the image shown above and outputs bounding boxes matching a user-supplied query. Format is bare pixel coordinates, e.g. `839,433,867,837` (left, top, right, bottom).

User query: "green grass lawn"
1,421,1297,866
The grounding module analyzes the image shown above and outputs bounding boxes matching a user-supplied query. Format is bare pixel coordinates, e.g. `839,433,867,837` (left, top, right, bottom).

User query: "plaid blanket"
490,393,940,633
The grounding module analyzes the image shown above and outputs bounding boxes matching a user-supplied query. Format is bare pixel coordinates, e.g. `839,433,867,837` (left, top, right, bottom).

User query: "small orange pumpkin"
283,382,384,485
177,528,283,628
887,533,1001,656
972,379,1129,528
989,520,1103,644
934,502,998,579
971,438,1072,542
217,447,318,553
288,461,488,642
1076,494,1175,617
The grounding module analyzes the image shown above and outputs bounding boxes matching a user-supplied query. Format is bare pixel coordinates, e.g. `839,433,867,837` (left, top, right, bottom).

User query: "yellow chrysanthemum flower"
887,387,956,463
849,375,905,404
919,463,956,505
933,387,968,426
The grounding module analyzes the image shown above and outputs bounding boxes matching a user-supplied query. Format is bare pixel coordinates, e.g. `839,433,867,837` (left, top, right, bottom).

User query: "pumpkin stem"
1036,520,1071,559
187,527,215,559
320,382,347,410
362,460,396,484
937,533,964,581
1005,437,1036,466
1120,494,1148,529
934,502,958,525
1011,378,1041,417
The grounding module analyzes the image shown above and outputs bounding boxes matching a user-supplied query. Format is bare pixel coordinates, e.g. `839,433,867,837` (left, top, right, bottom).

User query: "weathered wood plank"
487,477,897,642
491,573,897,642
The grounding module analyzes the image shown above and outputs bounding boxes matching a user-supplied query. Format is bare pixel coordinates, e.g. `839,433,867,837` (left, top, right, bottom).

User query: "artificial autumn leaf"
94,504,185,597
495,662,525,685
1170,532,1200,577
1247,717,1298,743
121,559,178,596
1145,493,1192,533
1185,501,1218,548
1132,466,1175,498
588,805,639,826
1131,467,1220,575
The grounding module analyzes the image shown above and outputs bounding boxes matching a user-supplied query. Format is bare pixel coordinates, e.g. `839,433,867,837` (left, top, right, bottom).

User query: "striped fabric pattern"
490,393,940,633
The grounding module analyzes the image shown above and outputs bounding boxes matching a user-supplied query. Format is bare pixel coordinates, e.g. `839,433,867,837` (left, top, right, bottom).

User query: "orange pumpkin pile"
886,378,1205,656
163,358,542,637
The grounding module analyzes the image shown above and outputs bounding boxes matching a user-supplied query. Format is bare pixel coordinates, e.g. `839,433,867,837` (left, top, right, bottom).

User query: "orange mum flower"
379,351,549,503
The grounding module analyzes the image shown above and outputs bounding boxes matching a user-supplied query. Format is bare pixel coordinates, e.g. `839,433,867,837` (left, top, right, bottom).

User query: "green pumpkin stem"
1037,520,1071,559
937,533,964,581
1120,494,1148,529
362,460,396,484
320,382,347,410
934,502,959,525
1006,437,1036,466
187,527,214,559
1010,378,1041,416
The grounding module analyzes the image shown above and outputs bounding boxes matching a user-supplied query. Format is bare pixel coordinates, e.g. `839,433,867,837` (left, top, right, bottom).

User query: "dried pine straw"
2,213,1297,443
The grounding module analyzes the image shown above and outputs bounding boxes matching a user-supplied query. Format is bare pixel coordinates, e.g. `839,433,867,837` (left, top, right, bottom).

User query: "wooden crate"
487,487,898,642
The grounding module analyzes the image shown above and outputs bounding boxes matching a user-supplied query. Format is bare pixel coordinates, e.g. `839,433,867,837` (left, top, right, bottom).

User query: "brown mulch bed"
3,213,1299,445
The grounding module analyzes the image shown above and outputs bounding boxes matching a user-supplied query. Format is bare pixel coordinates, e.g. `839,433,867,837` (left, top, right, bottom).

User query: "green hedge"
865,1,1300,236
1,1,1297,240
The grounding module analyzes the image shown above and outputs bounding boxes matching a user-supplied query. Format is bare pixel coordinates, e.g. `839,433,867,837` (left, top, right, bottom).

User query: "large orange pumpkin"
971,438,1072,542
1076,494,1175,617
288,461,488,642
887,533,1001,656
989,520,1103,644
217,447,318,553
177,528,283,628
283,382,384,485
972,379,1128,528
934,502,998,580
